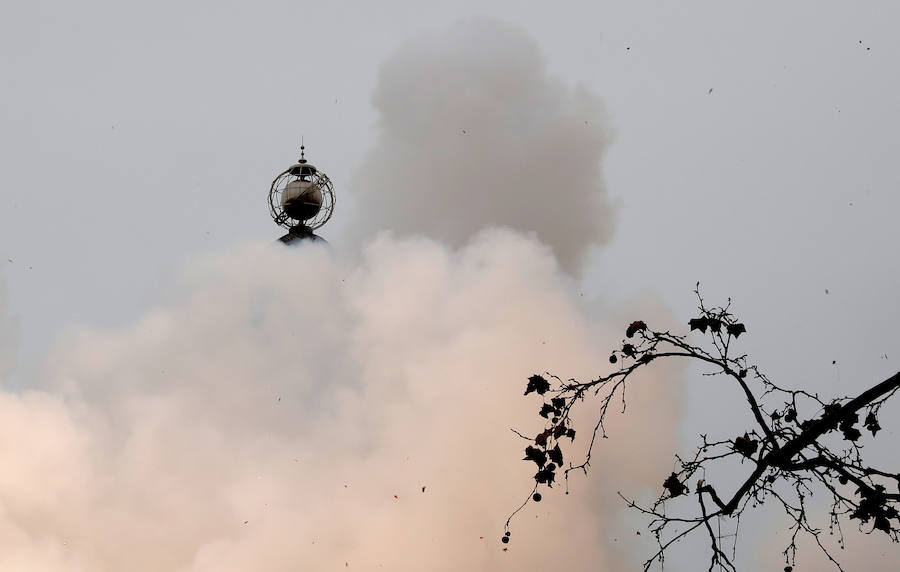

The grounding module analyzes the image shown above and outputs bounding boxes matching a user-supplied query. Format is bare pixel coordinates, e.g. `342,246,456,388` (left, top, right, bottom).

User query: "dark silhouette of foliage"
505,288,900,571
524,374,550,396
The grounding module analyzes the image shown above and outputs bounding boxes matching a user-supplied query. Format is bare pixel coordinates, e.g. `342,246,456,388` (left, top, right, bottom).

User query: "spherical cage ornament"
268,164,335,231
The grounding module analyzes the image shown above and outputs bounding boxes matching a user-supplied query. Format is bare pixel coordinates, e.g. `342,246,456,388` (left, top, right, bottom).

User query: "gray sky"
1,1,899,569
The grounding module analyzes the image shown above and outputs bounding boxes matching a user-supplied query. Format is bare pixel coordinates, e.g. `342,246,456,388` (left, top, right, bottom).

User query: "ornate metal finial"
268,141,335,236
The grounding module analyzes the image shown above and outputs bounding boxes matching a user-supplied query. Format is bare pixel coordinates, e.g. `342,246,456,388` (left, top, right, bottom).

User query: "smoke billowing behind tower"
340,19,616,275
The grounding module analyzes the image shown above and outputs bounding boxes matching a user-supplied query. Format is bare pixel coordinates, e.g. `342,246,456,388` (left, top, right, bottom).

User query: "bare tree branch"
505,290,900,570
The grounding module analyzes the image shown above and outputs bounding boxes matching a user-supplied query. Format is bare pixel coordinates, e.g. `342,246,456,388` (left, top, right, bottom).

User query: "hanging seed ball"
501,536,510,544
609,354,618,364
533,493,542,502
504,531,510,537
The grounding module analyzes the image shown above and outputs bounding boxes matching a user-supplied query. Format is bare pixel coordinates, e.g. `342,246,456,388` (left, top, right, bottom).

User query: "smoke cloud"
340,19,616,275
0,19,692,571
0,233,682,571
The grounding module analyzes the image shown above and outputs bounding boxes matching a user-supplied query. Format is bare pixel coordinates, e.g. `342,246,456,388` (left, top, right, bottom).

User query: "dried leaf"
626,320,647,338
523,446,547,468
535,429,552,447
534,467,556,486
548,444,563,466
524,375,550,396
865,412,882,436
539,403,556,419
842,426,862,442
689,317,708,333
663,472,687,497
733,433,758,457
726,323,746,338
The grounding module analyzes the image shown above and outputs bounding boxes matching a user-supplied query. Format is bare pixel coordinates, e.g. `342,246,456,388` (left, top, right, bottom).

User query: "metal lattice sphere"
268,146,335,230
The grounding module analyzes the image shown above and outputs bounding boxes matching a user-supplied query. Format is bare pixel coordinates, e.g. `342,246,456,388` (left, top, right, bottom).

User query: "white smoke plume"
0,19,686,571
339,18,616,275
0,233,682,571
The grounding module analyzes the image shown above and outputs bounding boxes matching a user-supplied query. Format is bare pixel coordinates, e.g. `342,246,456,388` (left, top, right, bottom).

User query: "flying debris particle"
461,129,467,134
825,288,829,294
626,46,631,51
708,88,713,94
882,354,889,360
393,495,399,499
832,360,837,365
421,486,426,493
636,531,641,536
243,520,248,525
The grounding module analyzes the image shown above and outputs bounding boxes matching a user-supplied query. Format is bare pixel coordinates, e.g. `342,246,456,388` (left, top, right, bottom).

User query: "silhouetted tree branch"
506,287,899,571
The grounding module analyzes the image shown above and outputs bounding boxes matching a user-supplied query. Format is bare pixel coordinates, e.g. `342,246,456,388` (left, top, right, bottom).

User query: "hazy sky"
2,1,899,570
